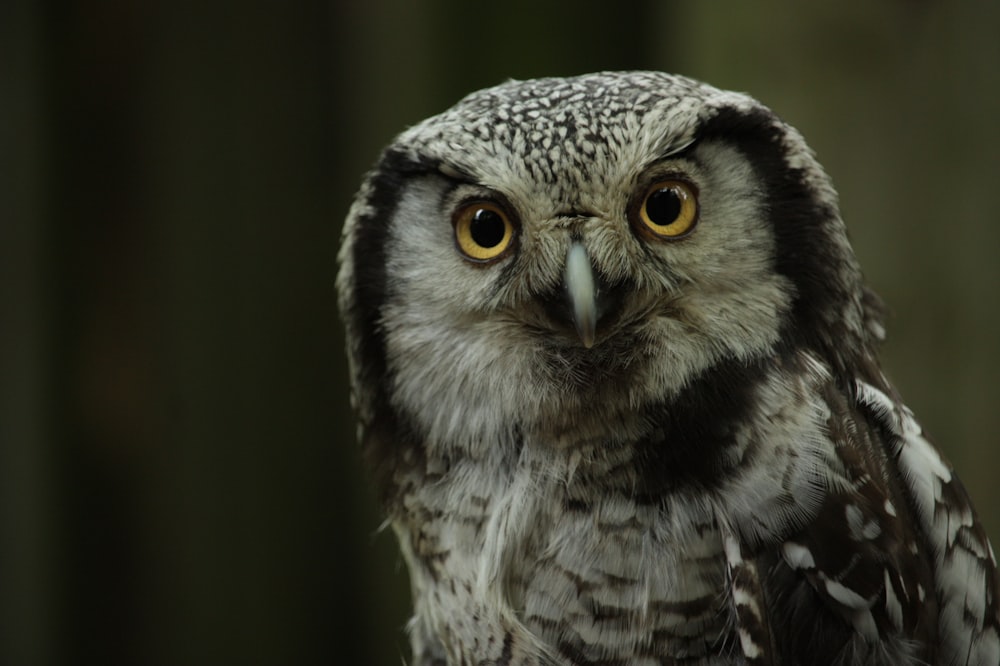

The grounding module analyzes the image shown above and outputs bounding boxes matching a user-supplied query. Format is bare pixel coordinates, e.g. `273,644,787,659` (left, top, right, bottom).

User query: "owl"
337,72,999,665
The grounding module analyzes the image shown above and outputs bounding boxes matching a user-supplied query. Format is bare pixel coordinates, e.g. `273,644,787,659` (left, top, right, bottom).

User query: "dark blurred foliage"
1,1,997,664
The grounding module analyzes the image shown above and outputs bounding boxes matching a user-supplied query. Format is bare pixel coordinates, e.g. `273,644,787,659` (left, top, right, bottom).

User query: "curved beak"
564,242,597,348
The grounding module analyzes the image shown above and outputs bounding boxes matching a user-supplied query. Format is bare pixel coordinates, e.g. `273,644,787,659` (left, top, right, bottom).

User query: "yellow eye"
453,202,515,262
635,179,699,239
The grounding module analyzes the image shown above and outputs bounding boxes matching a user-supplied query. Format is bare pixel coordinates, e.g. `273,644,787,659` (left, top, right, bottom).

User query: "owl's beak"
564,242,597,348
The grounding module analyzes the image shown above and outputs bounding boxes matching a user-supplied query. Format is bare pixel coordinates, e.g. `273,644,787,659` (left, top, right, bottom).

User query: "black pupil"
646,187,682,225
470,209,506,248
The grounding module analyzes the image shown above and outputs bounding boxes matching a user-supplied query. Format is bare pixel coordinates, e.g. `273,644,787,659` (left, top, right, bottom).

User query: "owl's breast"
514,484,735,662
393,434,740,664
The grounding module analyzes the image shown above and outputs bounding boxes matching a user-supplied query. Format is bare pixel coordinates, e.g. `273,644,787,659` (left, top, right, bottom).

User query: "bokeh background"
3,1,998,664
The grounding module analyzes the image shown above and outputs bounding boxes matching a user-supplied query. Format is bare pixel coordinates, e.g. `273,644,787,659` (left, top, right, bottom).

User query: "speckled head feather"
337,72,998,666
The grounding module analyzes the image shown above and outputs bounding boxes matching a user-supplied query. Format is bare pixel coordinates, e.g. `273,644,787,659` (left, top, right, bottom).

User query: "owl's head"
338,72,880,460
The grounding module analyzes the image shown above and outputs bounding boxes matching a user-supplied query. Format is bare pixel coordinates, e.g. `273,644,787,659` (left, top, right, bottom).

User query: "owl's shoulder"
747,375,1000,665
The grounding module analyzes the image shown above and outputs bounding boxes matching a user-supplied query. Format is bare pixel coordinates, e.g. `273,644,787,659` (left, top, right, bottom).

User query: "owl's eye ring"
633,179,699,240
453,201,516,263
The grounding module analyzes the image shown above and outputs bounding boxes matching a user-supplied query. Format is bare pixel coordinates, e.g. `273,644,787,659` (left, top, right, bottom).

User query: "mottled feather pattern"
857,382,1000,664
337,72,999,664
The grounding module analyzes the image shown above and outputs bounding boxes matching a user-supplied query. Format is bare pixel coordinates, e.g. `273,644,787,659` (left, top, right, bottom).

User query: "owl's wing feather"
762,379,1000,664
856,381,1000,665
757,380,935,664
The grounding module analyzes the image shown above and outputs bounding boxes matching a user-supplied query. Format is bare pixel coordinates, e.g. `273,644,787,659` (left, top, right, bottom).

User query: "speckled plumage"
337,72,999,665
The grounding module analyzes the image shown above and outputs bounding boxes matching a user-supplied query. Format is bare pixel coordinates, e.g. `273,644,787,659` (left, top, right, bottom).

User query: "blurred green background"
2,1,998,664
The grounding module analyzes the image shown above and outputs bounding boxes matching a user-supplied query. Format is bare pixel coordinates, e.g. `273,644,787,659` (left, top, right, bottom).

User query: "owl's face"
340,72,872,454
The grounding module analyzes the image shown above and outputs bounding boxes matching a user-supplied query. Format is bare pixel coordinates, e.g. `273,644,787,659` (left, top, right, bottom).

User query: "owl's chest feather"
516,493,733,662
398,442,737,664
